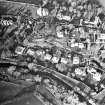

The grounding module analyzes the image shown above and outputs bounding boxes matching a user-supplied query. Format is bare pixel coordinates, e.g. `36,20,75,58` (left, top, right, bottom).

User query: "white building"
37,7,49,17
27,49,35,56
15,46,25,55
61,57,68,64
71,43,84,49
52,56,59,63
97,33,105,43
87,68,102,82
73,56,80,65
44,53,52,61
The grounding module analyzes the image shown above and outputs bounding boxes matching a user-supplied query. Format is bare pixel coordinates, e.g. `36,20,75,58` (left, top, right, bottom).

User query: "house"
44,53,52,61
35,49,45,56
71,43,84,49
96,33,105,43
26,48,35,56
52,56,60,64
83,16,101,27
60,57,68,64
87,67,102,82
78,43,84,49
100,50,105,58
15,46,25,55
73,56,80,65
56,31,64,38
74,68,86,77
37,7,49,17
56,26,64,38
